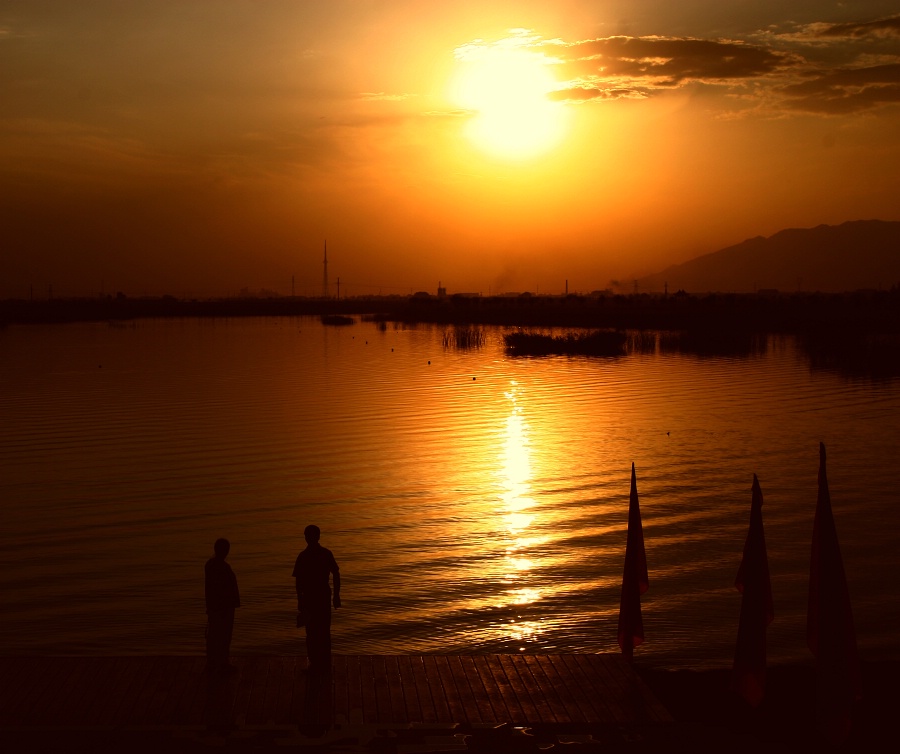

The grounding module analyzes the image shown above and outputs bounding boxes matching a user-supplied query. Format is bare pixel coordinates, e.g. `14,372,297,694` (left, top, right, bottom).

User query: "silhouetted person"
205,538,240,673
293,525,340,672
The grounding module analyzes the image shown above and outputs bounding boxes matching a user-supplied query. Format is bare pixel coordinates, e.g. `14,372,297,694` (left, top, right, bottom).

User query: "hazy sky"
2,1,899,297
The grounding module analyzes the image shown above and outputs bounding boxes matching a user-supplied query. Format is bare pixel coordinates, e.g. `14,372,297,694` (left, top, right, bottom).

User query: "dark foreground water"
1,317,898,669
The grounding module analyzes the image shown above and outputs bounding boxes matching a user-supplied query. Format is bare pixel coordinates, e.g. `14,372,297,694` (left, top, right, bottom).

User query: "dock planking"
0,654,672,732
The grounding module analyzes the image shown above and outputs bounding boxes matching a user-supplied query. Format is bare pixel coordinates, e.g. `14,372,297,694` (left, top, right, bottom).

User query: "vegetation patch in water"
320,314,355,326
504,329,627,357
442,327,486,350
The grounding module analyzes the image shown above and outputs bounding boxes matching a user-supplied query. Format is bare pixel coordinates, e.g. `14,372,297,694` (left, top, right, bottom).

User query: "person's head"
304,525,321,545
214,538,230,559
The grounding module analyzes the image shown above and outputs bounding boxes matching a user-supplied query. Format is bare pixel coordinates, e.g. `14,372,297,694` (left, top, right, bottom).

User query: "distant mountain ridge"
636,220,900,293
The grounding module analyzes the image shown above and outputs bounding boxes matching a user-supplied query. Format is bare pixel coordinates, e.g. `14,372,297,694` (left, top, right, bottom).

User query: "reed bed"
504,329,627,357
442,326,486,350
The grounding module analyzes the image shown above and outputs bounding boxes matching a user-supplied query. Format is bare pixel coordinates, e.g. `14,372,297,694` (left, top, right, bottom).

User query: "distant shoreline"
3,291,899,378
2,289,899,333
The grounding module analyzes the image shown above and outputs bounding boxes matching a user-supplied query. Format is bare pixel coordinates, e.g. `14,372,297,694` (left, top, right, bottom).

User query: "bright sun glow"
451,44,568,160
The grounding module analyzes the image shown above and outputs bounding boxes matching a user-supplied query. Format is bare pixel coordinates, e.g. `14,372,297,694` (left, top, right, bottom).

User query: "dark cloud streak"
547,85,649,102
780,62,900,113
548,35,796,105
816,16,900,39
543,14,900,115
562,36,788,82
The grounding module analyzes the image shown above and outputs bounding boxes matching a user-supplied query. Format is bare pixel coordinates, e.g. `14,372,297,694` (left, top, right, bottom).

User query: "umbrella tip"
819,441,826,462
751,473,762,501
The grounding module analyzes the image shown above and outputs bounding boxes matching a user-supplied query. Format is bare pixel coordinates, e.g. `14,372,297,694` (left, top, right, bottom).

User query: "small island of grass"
504,329,627,357
320,314,355,326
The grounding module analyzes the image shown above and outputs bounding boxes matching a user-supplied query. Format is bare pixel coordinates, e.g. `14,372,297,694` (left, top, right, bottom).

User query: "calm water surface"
1,317,898,669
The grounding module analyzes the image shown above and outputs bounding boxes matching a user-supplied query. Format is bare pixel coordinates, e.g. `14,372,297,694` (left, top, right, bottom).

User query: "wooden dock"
0,654,674,750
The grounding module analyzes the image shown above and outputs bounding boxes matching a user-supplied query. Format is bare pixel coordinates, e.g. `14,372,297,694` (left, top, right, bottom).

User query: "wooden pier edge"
0,654,674,731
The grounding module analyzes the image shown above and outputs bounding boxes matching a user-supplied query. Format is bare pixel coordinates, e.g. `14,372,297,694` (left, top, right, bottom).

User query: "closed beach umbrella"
807,442,862,743
618,463,649,662
731,473,774,707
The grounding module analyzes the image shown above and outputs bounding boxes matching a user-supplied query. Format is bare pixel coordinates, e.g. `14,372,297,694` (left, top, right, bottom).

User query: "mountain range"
635,220,900,294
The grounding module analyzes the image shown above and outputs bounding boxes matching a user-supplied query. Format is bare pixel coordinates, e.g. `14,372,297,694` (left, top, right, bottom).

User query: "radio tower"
322,241,329,298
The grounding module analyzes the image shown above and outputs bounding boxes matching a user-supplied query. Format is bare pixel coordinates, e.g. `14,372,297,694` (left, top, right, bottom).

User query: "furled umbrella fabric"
807,442,862,743
731,473,774,707
618,463,649,662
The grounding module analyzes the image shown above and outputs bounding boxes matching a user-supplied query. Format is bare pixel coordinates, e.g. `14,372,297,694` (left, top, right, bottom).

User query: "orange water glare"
495,381,547,648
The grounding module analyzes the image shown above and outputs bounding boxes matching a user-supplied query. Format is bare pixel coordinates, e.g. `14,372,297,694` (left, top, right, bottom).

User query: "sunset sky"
2,1,899,298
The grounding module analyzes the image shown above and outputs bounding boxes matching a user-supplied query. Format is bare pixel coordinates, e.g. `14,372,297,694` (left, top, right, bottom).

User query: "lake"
1,317,898,669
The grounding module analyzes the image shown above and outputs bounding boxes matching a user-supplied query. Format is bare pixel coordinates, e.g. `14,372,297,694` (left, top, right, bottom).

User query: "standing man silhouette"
205,538,240,673
293,525,341,672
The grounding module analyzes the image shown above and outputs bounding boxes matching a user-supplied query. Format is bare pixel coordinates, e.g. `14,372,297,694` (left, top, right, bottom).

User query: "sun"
450,43,568,160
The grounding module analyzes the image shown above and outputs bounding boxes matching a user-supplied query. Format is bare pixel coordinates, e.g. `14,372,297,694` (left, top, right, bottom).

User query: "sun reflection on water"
495,381,546,647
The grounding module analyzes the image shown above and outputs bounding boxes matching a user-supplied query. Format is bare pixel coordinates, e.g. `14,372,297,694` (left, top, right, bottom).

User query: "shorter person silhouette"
292,525,341,672
205,538,240,674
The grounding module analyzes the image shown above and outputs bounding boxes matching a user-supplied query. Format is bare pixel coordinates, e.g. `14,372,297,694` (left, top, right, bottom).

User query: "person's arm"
292,555,305,613
295,578,305,613
231,567,240,609
332,558,341,609
204,562,212,615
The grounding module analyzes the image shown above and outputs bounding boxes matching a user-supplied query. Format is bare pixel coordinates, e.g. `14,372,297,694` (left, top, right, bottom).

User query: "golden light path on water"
498,381,542,648
484,376,620,651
